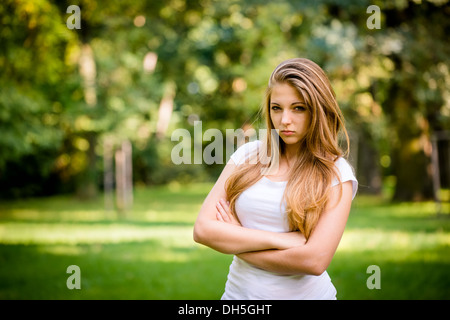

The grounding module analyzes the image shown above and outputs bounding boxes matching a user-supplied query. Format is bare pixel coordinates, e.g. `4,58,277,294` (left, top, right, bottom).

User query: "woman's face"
269,83,311,147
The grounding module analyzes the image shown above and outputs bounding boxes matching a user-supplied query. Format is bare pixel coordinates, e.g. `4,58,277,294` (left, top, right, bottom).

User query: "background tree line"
0,0,449,202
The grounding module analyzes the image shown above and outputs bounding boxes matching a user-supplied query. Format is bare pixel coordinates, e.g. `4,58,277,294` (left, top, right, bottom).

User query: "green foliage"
0,86,63,167
0,0,449,199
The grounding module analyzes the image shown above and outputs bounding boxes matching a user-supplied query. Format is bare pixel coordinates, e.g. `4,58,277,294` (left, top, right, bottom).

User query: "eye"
294,106,306,111
270,105,281,111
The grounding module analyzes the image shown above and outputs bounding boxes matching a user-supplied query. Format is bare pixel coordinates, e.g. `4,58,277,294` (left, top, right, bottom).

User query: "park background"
0,0,449,299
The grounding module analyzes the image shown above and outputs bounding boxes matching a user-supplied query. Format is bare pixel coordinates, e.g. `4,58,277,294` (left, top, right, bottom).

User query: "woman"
193,58,358,300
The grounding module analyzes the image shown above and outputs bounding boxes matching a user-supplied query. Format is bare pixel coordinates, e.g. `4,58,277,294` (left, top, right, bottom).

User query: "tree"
0,0,75,197
371,0,450,200
1,0,448,202
315,0,450,200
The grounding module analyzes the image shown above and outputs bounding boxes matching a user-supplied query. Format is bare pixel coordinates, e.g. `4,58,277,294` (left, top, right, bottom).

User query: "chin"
281,134,306,145
281,138,301,145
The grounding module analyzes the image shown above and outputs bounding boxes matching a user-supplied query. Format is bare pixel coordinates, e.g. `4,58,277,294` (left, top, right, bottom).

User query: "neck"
285,140,301,155
283,144,299,165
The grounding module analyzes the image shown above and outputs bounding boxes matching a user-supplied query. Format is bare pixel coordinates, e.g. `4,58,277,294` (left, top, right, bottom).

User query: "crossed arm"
193,160,353,276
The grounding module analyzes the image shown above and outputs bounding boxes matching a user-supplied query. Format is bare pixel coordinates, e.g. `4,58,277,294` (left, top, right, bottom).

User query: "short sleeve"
332,157,358,200
229,140,262,165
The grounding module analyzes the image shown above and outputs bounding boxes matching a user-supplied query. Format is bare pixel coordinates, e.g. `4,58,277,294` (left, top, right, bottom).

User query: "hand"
275,231,306,249
215,198,241,227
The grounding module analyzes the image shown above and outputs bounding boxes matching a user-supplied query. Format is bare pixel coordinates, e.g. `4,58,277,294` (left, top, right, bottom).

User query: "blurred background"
0,0,449,300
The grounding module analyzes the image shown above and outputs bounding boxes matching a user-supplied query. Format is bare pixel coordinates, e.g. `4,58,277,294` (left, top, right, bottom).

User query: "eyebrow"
270,102,307,106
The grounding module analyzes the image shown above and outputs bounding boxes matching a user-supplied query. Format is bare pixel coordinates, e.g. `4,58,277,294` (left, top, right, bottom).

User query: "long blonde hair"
225,58,349,239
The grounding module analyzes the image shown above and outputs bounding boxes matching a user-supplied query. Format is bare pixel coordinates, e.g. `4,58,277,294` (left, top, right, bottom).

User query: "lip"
281,130,295,136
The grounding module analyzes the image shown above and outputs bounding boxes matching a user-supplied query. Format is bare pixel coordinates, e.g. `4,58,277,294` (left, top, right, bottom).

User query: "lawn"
0,182,449,300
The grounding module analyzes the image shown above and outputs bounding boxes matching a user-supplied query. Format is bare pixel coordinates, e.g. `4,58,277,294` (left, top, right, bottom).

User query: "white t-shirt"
221,140,358,300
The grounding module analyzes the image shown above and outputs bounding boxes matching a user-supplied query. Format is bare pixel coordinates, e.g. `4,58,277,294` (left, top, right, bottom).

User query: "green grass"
0,183,449,299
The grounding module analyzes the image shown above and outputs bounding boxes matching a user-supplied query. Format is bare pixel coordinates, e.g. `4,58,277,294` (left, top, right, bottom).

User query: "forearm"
195,197,305,255
194,219,283,255
238,182,354,276
237,245,326,276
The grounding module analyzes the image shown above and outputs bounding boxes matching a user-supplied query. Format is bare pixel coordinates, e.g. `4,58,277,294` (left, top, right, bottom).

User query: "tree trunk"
155,81,176,139
115,140,133,215
387,83,434,201
356,129,382,195
103,137,114,211
76,43,98,199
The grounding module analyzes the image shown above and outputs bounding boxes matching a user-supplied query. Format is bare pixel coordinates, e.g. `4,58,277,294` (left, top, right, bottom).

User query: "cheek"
269,112,278,125
307,114,312,127
303,112,311,124
299,114,311,130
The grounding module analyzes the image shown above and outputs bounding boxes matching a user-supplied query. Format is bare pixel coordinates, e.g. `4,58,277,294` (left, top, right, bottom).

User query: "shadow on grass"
2,239,449,299
0,218,195,228
0,241,231,300
1,187,449,300
349,196,450,233
329,246,450,300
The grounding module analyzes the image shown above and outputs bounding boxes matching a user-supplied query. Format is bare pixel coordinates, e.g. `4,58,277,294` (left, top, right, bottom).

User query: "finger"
223,199,235,221
217,201,230,222
223,203,234,220
215,202,226,222
216,202,229,222
221,199,233,216
220,202,240,226
216,211,224,222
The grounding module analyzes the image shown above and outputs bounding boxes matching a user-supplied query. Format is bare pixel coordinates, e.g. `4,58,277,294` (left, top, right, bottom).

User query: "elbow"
296,247,330,276
193,220,214,247
193,220,235,255
308,263,328,276
308,256,331,276
193,222,205,245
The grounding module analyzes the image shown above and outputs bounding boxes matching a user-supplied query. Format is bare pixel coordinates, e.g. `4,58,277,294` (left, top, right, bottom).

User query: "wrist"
269,232,285,250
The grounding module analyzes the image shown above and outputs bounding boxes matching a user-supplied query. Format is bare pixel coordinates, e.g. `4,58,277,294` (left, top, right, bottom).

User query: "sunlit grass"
0,222,193,245
0,184,449,299
330,194,450,299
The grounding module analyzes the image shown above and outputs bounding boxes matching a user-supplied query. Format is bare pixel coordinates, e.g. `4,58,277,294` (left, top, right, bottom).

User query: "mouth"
280,130,295,136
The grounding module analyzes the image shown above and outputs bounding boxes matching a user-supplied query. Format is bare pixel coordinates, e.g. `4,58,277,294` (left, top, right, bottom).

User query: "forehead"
270,83,305,104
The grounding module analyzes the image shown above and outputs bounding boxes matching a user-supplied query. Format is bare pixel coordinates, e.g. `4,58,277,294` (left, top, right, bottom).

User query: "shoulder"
229,140,262,166
332,157,358,200
334,157,355,178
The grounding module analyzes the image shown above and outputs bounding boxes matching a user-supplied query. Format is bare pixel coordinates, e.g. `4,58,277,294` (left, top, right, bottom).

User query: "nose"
281,110,292,125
